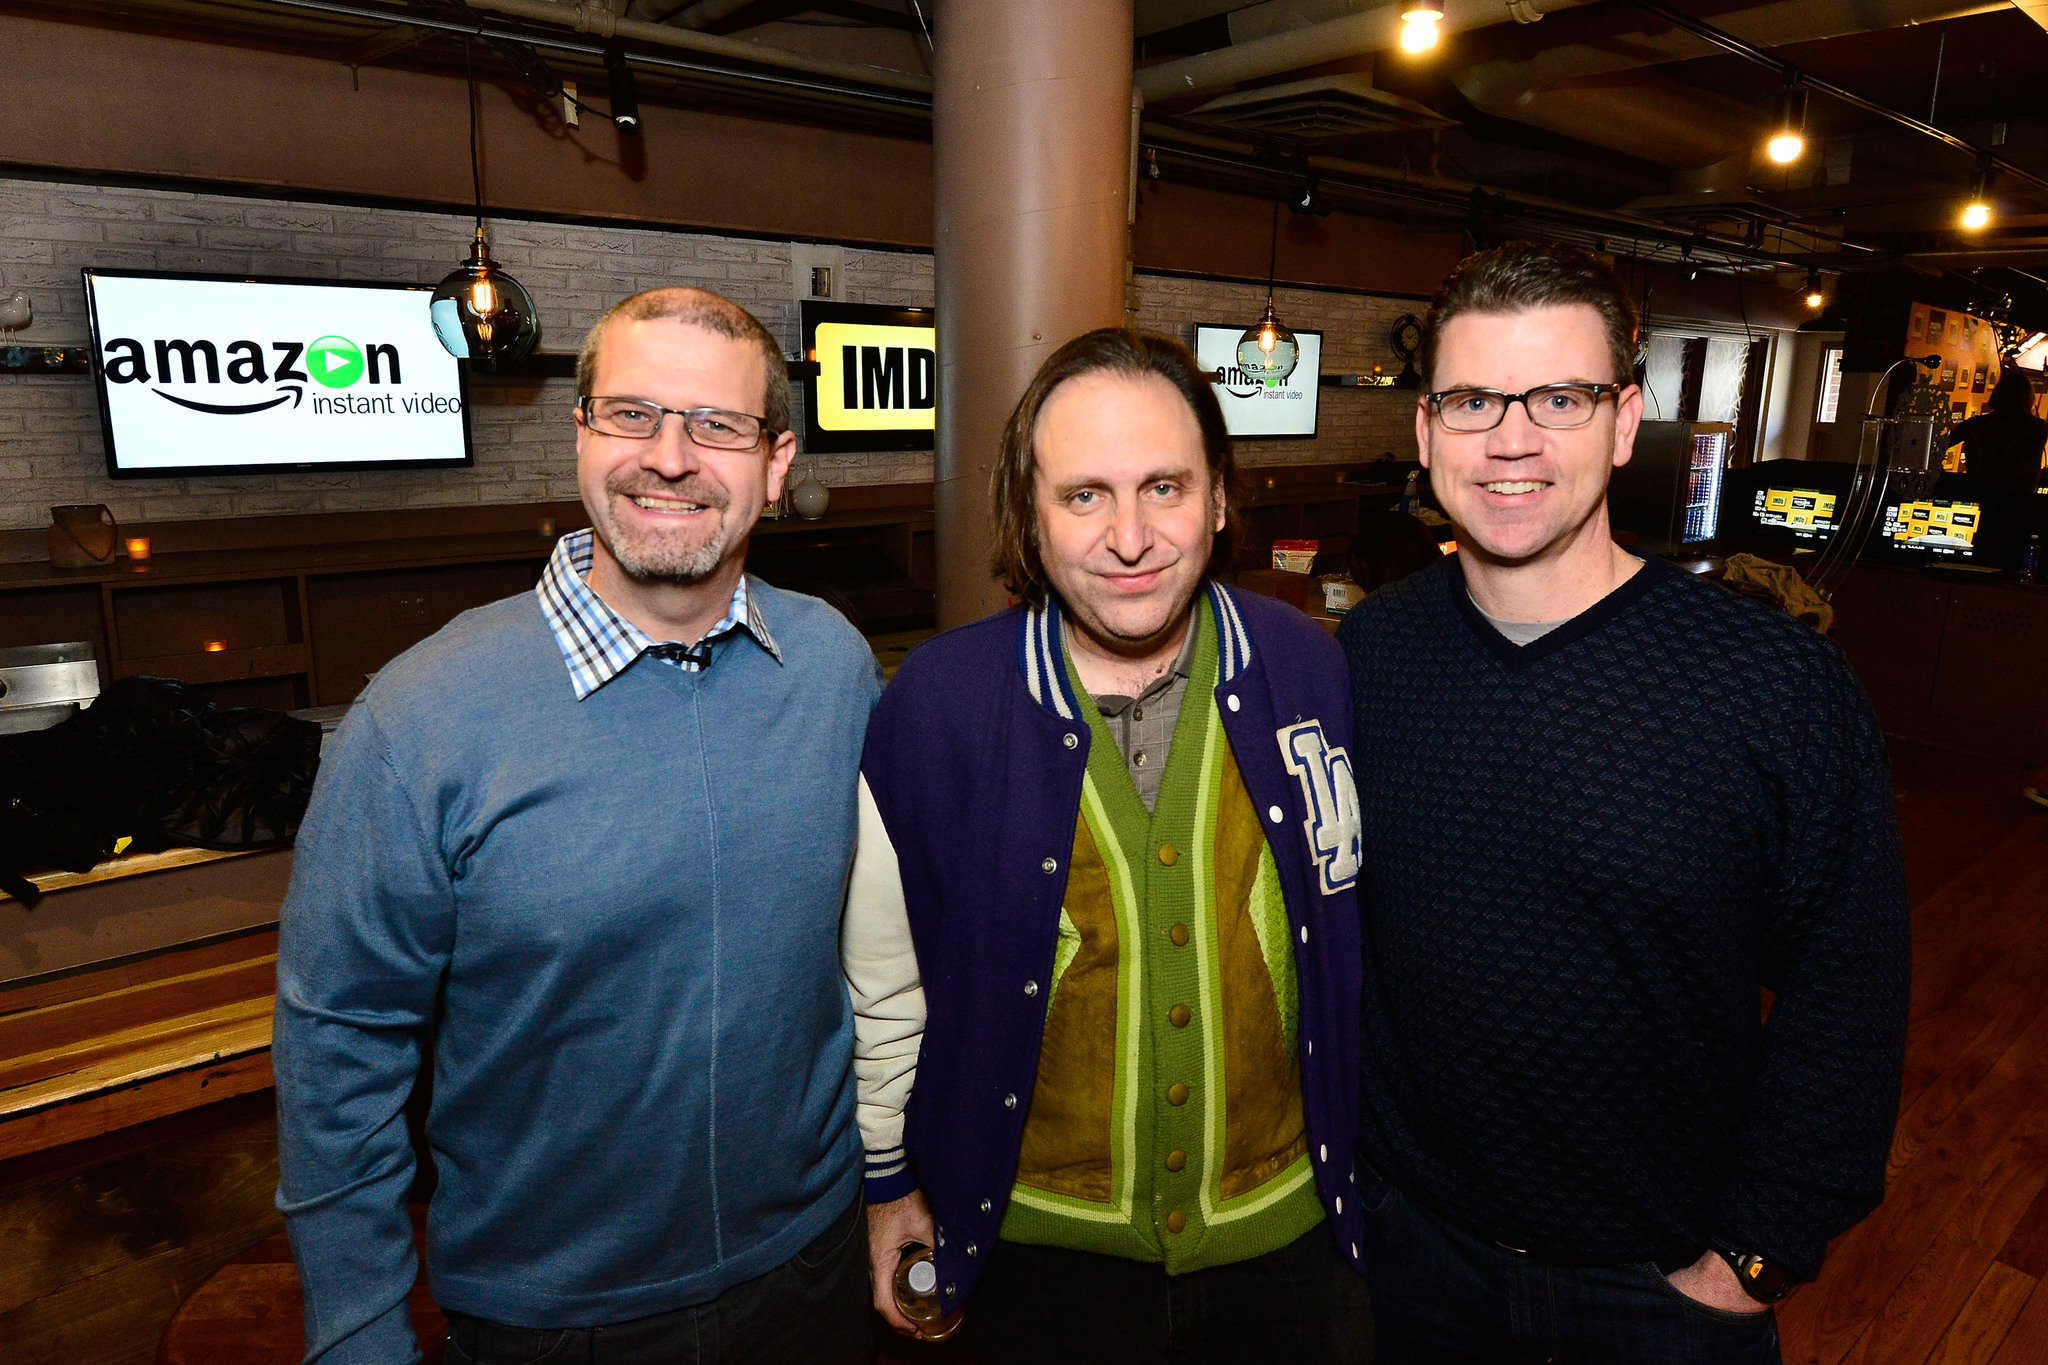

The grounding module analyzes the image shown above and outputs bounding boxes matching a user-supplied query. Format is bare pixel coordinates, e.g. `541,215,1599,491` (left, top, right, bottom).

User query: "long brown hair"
990,328,1243,606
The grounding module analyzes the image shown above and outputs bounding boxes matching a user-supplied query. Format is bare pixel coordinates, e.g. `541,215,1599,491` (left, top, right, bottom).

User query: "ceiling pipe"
1135,0,1593,103
1456,0,2002,172
458,0,933,92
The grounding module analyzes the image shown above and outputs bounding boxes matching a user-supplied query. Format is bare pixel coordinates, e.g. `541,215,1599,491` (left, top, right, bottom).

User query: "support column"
932,0,1135,627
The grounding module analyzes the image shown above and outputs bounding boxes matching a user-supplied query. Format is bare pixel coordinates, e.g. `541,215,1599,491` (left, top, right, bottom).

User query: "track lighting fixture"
1767,76,1807,165
1961,160,1994,231
1290,178,1331,218
605,44,640,136
1399,2,1444,54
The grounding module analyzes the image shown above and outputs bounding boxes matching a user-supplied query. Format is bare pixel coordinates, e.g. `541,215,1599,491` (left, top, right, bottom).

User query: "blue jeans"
1358,1174,1781,1365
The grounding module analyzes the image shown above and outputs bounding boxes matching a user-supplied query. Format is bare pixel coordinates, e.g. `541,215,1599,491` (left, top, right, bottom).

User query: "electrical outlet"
392,591,431,625
563,81,579,128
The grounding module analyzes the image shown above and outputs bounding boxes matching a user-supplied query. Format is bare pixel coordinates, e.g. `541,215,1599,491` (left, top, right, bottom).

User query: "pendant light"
432,41,539,371
1235,199,1299,385
1766,75,1807,165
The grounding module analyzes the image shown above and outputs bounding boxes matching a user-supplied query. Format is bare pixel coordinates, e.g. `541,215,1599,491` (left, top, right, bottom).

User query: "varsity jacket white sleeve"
842,774,925,1198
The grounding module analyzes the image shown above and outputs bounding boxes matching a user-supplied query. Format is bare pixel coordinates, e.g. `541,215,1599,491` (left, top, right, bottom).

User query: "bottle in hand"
893,1243,964,1342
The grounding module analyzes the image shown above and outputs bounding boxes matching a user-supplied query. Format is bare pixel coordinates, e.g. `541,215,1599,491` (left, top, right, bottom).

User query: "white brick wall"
1,176,1421,533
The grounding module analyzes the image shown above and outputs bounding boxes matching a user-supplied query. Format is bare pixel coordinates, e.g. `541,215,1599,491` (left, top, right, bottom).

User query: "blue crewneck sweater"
275,582,879,1364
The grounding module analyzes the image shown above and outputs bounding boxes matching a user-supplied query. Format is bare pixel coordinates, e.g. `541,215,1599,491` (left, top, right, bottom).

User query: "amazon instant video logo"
98,334,462,417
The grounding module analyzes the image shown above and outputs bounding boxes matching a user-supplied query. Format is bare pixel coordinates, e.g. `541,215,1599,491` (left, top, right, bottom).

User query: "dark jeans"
967,1225,1373,1365
443,1194,871,1365
1357,1175,1779,1365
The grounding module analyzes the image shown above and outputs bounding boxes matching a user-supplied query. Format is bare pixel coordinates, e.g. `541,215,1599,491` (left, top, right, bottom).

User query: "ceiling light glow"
1398,5,1443,53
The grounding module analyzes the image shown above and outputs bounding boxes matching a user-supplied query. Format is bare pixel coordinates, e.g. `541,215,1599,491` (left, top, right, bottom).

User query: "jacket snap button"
1003,1092,1017,1109
1336,1197,1343,1214
946,1285,956,1297
1226,694,1240,712
1042,857,1058,874
1063,732,1078,749
1319,1144,1327,1162
966,1243,978,1257
1024,980,1039,997
1268,805,1284,824
1299,925,1308,944
981,1198,992,1214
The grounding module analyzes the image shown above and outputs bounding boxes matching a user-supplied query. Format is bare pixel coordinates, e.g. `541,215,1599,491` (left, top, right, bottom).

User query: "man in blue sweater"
274,288,881,1365
1338,243,1910,1364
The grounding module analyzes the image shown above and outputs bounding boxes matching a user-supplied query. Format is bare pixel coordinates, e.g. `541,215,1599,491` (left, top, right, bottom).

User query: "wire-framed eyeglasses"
579,396,774,449
1426,383,1625,433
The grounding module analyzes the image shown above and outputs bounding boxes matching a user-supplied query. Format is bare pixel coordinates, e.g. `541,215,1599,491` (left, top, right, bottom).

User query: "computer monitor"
1874,495,1985,562
1716,461,1857,550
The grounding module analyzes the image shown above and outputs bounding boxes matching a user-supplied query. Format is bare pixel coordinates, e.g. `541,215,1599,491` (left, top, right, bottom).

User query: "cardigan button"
1158,844,1179,866
1169,923,1189,947
1063,732,1078,749
1024,980,1039,997
1166,1210,1187,1234
1042,857,1058,874
1168,1004,1191,1028
1165,1149,1187,1172
1166,1083,1189,1106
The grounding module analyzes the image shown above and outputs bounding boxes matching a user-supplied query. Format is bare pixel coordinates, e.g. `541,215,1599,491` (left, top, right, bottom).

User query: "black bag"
0,676,321,907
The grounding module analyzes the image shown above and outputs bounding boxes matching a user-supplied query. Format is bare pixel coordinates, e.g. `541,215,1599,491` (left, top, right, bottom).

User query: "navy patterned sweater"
1335,555,1909,1279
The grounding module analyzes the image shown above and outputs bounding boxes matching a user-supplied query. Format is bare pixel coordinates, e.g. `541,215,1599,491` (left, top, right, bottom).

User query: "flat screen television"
1874,495,1985,562
1716,461,1858,550
83,268,473,478
1193,324,1322,438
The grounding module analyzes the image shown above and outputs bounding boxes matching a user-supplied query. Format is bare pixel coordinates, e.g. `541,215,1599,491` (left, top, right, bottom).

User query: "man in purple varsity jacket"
841,329,1372,1363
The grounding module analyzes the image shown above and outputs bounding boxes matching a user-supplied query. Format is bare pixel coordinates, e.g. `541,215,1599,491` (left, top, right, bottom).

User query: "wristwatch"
1714,1248,1793,1303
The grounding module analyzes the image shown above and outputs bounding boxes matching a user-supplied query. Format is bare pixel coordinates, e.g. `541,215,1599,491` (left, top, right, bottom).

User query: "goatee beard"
599,477,733,584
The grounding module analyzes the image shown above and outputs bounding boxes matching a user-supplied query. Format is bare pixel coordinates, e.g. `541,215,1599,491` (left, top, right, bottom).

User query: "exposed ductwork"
1135,0,1592,103
1454,0,2006,170
461,0,933,92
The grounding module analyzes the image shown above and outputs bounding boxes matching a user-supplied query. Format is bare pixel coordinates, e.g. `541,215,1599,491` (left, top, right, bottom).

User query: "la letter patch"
1278,721,1362,894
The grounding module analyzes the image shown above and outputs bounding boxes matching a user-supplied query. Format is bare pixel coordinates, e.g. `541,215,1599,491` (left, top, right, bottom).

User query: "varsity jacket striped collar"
1017,581,1253,720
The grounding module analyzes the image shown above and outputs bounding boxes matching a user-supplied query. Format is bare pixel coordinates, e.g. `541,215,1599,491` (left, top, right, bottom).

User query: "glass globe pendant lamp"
1236,299,1298,384
1235,199,1299,385
432,43,540,370
432,226,539,370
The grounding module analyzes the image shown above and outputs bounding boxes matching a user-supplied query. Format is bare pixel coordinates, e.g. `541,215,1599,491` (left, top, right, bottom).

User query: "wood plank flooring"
1777,743,2048,1365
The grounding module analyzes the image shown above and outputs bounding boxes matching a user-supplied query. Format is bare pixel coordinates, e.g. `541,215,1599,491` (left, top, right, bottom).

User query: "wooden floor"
1775,743,2048,1365
7,743,2045,1365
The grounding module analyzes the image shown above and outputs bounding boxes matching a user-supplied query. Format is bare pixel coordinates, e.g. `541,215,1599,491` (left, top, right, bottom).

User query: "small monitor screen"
1880,497,1983,558
1717,461,1857,550
85,268,472,478
1194,324,1322,438
1755,486,1841,541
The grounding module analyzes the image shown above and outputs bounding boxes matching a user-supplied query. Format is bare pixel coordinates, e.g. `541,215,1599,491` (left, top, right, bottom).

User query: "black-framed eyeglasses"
1426,383,1625,433
579,396,775,449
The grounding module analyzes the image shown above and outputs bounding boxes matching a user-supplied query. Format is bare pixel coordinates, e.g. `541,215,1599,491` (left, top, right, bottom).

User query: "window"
1816,347,1844,425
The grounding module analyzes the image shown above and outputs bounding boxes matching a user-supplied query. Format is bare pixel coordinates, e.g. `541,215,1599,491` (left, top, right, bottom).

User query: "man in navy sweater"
1337,243,1910,1364
274,289,880,1364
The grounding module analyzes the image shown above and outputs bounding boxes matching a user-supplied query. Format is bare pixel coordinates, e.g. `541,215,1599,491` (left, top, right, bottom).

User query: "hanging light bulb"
431,43,541,371
1236,199,1298,384
1766,77,1807,165
433,226,539,371
1802,272,1825,310
1961,160,1994,231
1399,3,1444,54
1237,300,1299,383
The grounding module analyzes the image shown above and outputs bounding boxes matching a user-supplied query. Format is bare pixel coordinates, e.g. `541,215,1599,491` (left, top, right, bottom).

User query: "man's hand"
867,1189,939,1338
1664,1249,1773,1315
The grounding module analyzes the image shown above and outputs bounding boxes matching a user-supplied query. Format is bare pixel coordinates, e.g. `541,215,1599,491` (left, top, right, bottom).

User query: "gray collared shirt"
1076,616,1199,812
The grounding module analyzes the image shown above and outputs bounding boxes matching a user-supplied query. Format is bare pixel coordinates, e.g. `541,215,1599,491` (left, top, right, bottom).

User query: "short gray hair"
577,287,790,435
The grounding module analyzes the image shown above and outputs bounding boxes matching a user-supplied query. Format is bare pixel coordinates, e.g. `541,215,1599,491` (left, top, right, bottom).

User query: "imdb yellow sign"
814,321,937,433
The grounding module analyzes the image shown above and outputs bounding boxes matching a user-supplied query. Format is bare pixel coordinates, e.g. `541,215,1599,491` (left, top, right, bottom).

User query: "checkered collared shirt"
536,528,782,701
